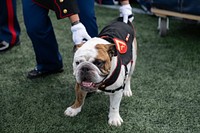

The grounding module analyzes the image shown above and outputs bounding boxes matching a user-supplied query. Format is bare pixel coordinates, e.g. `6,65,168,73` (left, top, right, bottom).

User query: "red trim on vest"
33,0,73,19
6,0,17,45
32,0,49,10
54,0,73,18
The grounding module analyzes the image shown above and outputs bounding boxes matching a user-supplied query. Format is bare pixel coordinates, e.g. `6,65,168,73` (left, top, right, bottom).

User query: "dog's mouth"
80,81,103,92
80,81,98,92
81,81,96,88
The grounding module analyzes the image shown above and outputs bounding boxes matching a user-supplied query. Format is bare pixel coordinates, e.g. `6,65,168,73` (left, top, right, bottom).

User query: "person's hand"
71,22,91,45
119,4,134,23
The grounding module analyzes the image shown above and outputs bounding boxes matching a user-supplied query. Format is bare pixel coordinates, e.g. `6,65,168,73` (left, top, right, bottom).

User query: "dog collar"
98,56,123,93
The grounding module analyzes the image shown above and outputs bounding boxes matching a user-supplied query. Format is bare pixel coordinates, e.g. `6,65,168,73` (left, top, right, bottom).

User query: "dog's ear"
106,44,117,58
73,43,83,53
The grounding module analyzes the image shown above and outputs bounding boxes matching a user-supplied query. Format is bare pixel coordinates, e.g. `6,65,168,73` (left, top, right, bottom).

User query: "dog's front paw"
108,112,123,126
123,89,132,97
64,106,81,117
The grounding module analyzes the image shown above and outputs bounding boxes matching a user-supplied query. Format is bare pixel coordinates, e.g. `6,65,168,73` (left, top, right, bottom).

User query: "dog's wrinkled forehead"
74,48,97,62
74,37,110,62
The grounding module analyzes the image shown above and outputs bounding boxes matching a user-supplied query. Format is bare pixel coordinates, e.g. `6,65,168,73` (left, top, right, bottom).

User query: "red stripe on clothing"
6,0,17,46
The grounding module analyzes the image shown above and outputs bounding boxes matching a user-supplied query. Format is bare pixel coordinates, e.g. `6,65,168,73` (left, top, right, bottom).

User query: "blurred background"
1,1,200,133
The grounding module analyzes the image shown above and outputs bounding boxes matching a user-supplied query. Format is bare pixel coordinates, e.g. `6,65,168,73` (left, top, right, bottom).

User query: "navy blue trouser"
0,0,20,46
22,0,98,72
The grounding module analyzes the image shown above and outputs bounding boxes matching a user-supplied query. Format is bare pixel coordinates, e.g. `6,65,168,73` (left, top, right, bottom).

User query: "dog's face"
73,38,116,92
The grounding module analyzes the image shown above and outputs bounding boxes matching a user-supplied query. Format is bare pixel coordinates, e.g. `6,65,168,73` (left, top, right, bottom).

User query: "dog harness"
98,18,135,93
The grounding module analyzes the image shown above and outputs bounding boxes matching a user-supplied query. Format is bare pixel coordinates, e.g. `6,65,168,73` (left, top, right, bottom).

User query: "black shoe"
0,41,20,52
27,68,64,79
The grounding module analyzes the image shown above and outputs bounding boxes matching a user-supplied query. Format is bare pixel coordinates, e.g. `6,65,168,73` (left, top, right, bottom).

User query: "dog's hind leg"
123,38,137,97
123,64,133,97
64,83,87,117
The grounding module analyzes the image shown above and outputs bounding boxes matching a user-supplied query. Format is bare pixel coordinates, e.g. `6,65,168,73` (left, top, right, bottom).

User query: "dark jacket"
33,0,79,19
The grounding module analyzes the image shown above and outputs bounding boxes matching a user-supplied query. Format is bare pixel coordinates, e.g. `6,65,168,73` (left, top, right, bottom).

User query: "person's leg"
22,0,63,75
0,0,20,51
77,0,98,37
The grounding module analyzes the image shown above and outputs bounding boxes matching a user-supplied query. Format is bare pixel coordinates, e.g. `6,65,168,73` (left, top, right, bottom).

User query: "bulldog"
64,17,137,126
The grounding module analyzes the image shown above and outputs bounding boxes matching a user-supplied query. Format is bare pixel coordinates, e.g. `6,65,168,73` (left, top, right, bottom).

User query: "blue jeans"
22,0,98,71
0,0,20,45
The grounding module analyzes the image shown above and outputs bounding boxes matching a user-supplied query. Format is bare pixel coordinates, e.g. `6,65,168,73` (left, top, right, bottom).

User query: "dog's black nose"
80,66,92,82
81,66,90,72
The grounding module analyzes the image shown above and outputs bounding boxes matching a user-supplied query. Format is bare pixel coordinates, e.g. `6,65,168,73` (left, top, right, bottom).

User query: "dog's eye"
75,61,80,65
93,59,105,67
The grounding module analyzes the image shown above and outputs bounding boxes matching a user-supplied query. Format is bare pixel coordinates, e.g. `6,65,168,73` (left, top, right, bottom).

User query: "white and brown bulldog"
64,18,137,126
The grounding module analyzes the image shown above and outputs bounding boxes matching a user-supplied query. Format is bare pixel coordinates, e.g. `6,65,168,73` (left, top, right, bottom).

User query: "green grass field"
1,1,200,133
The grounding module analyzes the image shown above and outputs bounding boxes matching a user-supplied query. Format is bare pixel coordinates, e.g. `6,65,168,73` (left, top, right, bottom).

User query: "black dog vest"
98,17,135,65
98,18,135,92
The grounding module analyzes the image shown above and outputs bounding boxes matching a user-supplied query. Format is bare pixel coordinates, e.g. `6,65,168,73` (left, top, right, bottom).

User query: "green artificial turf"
1,1,200,133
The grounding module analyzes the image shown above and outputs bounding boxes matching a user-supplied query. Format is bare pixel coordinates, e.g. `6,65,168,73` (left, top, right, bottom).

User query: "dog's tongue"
81,81,94,88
